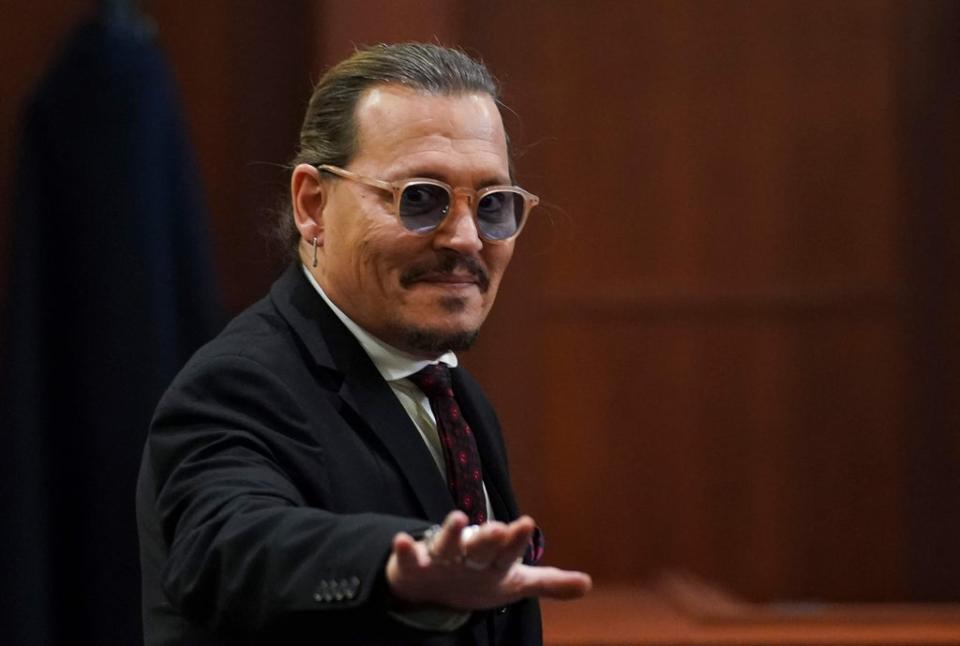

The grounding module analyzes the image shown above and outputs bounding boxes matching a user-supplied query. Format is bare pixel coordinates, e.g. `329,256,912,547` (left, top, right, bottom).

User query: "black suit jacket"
137,265,541,645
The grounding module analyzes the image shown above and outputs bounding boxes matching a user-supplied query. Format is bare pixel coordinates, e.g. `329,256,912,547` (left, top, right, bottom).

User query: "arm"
147,351,589,634
147,353,430,631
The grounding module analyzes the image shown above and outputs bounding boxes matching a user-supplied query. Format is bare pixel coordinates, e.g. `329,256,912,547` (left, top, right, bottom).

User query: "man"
137,43,591,645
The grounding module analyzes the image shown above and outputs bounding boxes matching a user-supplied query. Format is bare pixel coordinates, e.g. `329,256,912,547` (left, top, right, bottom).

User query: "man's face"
315,85,515,357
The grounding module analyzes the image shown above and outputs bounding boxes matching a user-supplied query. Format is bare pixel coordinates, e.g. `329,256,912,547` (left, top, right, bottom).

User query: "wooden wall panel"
474,0,901,297
461,0,951,602
533,314,905,601
311,0,464,69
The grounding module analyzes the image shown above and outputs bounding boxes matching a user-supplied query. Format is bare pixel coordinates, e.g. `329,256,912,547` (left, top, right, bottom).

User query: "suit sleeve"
146,352,432,633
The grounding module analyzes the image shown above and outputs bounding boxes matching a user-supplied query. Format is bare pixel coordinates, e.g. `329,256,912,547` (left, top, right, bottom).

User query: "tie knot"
409,363,454,398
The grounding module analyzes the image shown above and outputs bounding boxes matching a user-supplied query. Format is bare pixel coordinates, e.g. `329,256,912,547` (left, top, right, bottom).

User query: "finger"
460,521,509,550
493,517,535,569
460,522,508,570
386,533,432,602
393,532,426,570
518,566,593,600
430,511,469,563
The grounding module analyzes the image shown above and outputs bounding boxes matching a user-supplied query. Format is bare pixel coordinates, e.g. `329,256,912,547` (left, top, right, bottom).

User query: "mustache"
400,253,491,292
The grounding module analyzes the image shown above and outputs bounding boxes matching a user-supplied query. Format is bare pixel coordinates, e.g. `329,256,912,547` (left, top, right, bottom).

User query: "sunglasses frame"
315,164,539,242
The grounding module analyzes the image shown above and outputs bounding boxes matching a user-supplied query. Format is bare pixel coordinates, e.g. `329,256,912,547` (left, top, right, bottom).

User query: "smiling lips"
400,253,491,292
417,272,480,286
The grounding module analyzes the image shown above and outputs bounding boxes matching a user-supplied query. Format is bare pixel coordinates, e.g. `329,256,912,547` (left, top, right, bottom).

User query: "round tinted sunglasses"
316,164,539,242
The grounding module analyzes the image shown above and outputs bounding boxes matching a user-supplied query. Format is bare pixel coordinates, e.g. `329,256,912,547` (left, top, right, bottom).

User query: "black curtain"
0,10,221,645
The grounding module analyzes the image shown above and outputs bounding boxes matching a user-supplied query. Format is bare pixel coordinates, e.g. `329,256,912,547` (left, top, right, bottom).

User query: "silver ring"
422,524,443,557
461,524,481,542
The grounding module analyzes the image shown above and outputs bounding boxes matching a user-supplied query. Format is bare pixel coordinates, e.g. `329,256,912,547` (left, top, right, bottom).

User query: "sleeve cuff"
388,604,471,632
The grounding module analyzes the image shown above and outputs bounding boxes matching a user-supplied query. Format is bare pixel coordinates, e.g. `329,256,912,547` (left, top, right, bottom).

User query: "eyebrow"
390,168,512,188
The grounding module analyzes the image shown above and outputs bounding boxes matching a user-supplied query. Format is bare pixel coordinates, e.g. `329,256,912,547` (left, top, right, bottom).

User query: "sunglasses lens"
398,183,450,233
476,191,524,240
398,183,528,240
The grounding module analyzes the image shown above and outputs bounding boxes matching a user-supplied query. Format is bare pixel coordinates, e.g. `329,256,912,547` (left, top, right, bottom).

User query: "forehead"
351,85,510,180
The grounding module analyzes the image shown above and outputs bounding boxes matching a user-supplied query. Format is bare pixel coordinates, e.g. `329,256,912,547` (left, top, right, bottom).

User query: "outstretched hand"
386,511,591,610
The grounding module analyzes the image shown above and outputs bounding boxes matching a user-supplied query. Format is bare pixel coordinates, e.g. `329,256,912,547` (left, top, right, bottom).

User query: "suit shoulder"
177,294,304,382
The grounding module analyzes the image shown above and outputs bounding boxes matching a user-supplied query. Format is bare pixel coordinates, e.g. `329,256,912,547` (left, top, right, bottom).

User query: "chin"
391,298,489,355
398,325,481,356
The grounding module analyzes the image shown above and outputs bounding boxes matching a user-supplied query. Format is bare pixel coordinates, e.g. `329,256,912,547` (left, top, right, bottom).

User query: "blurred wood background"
2,0,957,607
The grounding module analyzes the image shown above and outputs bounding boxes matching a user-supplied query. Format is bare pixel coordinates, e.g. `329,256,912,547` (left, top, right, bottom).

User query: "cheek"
353,223,416,288
483,245,514,289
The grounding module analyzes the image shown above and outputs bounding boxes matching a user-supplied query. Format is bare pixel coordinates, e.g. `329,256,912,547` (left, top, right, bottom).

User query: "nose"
432,194,483,254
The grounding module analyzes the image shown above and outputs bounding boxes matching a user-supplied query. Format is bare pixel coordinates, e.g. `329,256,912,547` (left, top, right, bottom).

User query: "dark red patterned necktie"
409,364,488,525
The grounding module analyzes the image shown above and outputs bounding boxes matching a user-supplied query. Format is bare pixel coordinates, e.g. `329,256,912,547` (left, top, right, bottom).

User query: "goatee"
401,327,480,355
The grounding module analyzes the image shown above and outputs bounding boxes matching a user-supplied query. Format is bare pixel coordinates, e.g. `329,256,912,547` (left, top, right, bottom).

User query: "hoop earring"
312,237,319,267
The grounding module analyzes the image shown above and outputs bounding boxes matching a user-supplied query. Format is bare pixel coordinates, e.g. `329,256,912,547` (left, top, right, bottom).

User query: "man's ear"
291,163,327,246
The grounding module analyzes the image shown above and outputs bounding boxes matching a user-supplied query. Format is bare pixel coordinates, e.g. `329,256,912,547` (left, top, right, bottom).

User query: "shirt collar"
301,265,457,382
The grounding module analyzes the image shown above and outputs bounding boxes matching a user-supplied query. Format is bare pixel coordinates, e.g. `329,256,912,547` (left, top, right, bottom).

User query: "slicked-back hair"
278,42,503,256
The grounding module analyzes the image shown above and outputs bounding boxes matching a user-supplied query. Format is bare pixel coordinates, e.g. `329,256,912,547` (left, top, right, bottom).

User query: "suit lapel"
336,372,454,523
270,265,454,523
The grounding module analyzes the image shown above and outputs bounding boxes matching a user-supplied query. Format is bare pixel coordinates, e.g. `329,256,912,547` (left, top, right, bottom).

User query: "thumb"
520,566,593,600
